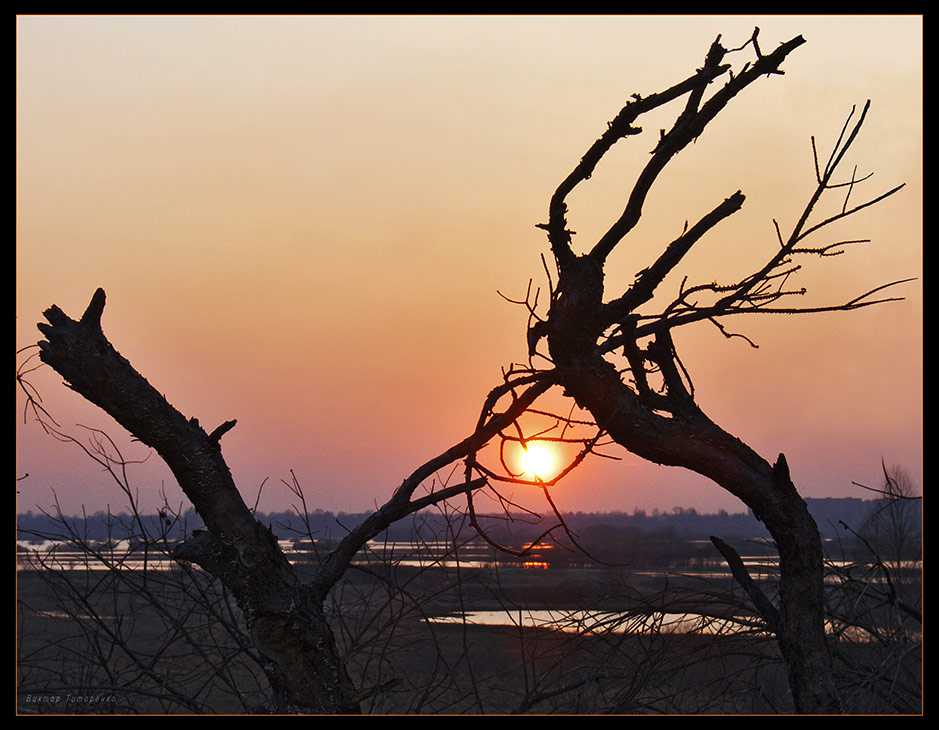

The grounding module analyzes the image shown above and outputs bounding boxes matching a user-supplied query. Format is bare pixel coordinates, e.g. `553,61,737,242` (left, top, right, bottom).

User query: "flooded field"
16,535,921,714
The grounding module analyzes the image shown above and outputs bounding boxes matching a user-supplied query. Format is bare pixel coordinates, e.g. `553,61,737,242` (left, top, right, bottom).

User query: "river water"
19,537,915,641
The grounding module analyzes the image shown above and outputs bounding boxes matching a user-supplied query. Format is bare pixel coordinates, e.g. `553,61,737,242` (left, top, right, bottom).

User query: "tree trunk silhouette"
30,27,908,716
35,288,551,713
36,290,359,713
545,257,839,712
526,29,906,713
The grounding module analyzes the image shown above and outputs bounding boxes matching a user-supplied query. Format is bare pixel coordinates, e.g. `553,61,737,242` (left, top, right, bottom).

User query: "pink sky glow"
16,15,922,518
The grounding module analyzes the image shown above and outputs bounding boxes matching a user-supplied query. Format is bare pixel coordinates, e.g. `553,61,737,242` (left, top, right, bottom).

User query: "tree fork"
537,31,857,713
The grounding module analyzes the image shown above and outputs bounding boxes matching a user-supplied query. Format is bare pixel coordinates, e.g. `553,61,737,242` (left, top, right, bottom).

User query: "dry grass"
17,560,920,715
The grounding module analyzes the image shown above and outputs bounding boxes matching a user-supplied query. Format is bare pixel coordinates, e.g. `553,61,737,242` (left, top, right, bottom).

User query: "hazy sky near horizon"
16,15,922,518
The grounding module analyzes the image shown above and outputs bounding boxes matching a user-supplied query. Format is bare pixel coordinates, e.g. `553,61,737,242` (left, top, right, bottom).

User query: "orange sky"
16,15,922,518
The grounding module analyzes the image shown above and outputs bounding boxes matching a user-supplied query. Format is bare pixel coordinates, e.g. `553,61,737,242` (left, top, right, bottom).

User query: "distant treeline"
17,496,908,548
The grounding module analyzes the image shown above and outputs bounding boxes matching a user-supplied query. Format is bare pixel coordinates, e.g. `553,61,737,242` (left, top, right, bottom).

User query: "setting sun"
519,443,555,481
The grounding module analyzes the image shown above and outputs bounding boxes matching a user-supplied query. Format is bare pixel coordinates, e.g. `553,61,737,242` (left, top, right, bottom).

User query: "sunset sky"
16,15,922,519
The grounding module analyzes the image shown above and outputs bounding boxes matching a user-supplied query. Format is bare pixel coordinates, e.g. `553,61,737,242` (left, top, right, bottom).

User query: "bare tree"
517,29,907,713
856,463,922,570
31,293,557,713
18,470,561,714
27,28,908,714
816,463,922,713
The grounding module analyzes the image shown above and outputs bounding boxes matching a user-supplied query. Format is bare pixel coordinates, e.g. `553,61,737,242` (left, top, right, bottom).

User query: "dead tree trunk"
30,28,906,716
36,290,360,713
545,312,838,711
35,288,551,713
526,29,906,713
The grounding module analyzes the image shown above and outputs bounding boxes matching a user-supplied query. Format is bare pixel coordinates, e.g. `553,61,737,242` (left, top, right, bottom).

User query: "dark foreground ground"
16,561,921,715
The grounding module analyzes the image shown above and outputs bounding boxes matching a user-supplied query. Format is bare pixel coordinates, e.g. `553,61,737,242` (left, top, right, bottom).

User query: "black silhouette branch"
312,370,554,597
32,287,560,712
710,535,781,635
538,32,805,271
596,100,909,366
836,520,922,625
526,28,912,713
